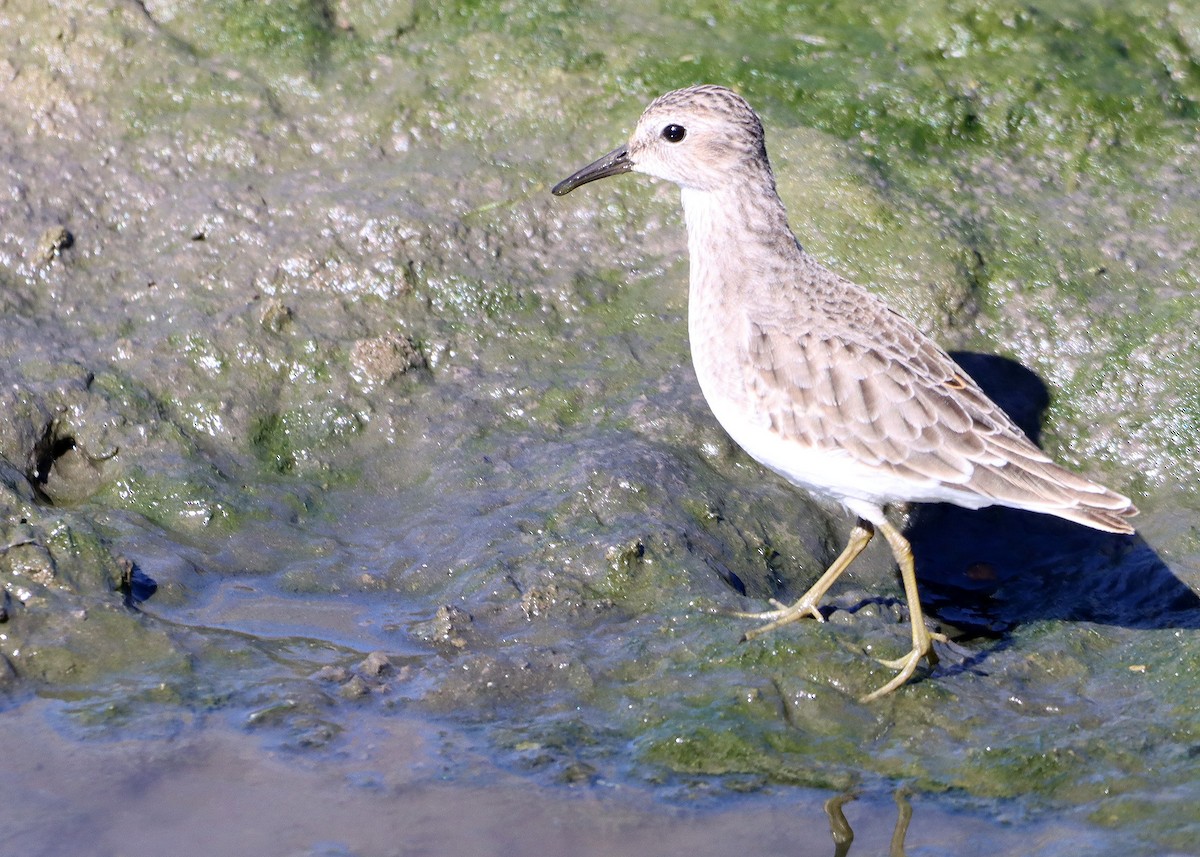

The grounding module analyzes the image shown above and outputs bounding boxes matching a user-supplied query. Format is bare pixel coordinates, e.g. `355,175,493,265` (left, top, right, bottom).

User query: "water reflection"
824,790,912,857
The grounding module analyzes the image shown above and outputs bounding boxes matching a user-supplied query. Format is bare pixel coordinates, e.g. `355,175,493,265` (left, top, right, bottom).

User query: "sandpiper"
552,84,1136,701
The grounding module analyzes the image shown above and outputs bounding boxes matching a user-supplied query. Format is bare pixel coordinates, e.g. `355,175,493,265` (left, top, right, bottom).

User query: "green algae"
530,385,588,430
653,0,1199,160
250,404,366,475
0,485,188,689
644,724,856,792
622,626,1185,804
99,468,236,534
40,520,128,593
14,604,183,687
145,0,339,73
208,0,336,61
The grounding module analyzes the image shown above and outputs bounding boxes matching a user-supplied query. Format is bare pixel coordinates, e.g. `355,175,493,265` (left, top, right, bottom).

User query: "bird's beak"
551,144,632,196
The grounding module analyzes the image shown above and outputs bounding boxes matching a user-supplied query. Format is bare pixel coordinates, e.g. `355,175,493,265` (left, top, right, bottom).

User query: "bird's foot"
736,597,825,642
859,626,948,703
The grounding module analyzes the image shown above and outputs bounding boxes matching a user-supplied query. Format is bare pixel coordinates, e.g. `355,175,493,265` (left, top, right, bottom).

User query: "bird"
551,84,1137,701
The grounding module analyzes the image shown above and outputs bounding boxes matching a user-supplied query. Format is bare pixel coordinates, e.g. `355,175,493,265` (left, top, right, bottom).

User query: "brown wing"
743,310,1136,532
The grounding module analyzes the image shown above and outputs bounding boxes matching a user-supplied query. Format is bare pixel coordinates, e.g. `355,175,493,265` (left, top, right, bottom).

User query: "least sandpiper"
552,84,1136,701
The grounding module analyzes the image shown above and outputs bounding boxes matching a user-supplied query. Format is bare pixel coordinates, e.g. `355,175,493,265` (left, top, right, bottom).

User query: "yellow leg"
739,520,875,641
859,520,948,703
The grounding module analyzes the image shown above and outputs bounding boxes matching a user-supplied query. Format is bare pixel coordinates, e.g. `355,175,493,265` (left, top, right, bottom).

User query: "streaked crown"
627,85,774,192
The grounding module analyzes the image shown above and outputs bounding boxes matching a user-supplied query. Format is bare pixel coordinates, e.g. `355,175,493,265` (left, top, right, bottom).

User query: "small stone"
412,604,472,650
34,225,73,264
349,334,425,389
339,675,371,699
313,665,350,683
358,651,391,677
259,299,295,333
558,761,598,785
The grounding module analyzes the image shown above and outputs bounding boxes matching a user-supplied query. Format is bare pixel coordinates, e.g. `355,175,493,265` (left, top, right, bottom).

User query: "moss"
250,405,365,474
42,522,127,593
641,722,861,791
649,0,1197,162
1090,797,1200,852
530,386,587,429
99,467,237,534
174,0,338,71
417,274,544,330
17,605,185,687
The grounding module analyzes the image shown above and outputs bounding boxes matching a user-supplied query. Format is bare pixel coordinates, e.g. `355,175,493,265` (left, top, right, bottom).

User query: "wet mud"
2,1,1199,855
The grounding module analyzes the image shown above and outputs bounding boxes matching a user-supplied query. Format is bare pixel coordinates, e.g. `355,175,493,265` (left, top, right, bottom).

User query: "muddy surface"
2,1,1199,855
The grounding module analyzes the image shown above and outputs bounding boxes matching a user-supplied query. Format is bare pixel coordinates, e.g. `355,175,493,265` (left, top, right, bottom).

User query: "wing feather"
742,302,1132,529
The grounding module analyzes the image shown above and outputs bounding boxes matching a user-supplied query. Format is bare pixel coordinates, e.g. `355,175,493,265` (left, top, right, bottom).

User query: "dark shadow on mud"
906,352,1200,637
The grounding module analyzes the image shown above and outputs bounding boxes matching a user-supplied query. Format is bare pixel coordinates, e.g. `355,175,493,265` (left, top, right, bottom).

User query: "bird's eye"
661,124,687,143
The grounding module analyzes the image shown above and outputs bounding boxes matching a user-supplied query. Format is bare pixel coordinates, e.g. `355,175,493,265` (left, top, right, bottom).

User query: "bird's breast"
686,260,768,428
680,185,807,429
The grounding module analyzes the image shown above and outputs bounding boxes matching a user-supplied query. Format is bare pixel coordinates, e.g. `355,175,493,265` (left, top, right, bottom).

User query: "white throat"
679,186,727,288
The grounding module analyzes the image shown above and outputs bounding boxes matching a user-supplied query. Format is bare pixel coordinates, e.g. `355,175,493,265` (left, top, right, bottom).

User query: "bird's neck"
677,175,799,420
680,175,800,298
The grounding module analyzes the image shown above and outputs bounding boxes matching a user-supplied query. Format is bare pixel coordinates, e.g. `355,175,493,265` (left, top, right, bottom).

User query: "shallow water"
2,1,1200,855
5,696,1117,857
